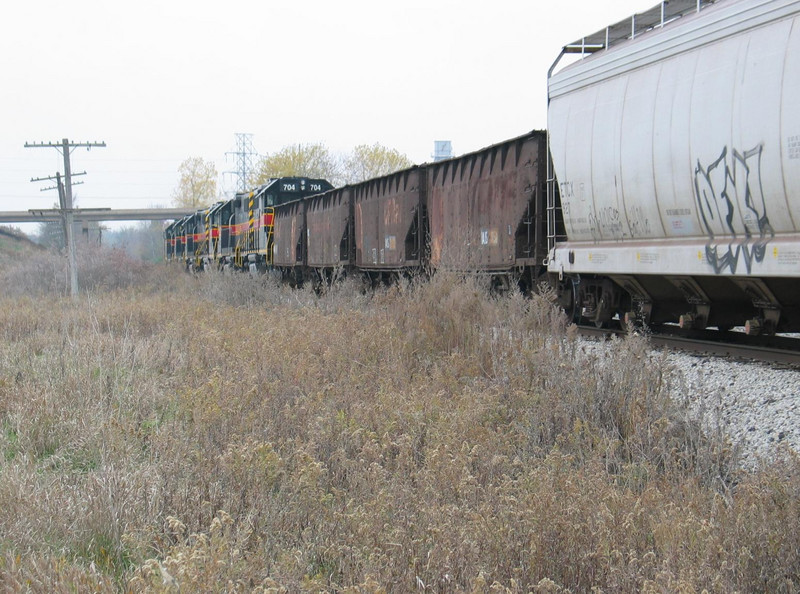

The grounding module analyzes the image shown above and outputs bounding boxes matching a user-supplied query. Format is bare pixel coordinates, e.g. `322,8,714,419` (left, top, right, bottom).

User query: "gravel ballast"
671,350,800,468
577,333,800,469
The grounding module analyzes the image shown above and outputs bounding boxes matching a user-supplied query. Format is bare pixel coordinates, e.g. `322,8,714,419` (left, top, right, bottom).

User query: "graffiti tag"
693,144,774,274
588,207,624,240
627,206,652,238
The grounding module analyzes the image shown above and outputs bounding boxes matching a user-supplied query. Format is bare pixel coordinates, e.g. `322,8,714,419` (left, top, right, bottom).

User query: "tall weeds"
0,262,797,592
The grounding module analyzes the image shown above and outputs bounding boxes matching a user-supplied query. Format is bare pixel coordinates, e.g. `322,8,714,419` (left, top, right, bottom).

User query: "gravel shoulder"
577,333,800,469
669,350,800,468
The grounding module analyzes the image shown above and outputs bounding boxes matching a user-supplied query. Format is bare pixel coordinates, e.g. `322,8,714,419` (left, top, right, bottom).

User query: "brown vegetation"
0,252,798,592
0,227,45,267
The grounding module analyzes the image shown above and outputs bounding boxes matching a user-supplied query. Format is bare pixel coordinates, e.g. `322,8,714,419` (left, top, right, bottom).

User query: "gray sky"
0,0,654,225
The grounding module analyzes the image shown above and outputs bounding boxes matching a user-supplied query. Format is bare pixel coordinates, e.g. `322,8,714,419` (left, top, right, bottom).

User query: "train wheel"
561,279,580,324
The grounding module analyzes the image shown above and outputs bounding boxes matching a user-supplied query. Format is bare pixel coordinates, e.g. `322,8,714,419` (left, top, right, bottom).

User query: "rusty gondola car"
352,167,427,283
273,186,356,287
427,133,548,290
273,131,549,290
272,197,308,285
306,187,354,283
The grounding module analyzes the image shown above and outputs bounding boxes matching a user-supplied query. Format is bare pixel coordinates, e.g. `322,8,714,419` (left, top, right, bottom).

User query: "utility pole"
225,133,257,193
25,138,106,298
30,170,86,252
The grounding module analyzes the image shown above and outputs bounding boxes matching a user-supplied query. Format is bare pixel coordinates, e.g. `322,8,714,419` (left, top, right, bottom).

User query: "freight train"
165,0,800,335
165,177,333,271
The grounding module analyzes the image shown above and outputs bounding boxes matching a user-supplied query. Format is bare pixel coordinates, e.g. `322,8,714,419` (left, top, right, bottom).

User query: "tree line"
173,142,412,209
34,141,413,260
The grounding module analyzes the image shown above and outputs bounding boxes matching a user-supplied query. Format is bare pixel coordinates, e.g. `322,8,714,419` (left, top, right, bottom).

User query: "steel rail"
578,325,800,367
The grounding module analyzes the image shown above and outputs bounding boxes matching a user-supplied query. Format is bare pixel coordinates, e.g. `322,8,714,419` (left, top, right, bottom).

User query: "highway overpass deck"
0,208,196,223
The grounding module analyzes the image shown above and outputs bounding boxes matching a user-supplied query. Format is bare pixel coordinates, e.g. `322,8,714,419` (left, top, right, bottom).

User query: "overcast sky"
0,0,655,226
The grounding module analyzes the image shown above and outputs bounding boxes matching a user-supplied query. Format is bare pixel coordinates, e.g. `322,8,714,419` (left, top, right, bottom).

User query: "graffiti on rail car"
588,207,624,240
694,144,775,274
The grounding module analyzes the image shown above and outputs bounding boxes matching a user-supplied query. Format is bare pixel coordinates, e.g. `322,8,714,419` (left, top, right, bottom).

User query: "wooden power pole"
25,138,106,297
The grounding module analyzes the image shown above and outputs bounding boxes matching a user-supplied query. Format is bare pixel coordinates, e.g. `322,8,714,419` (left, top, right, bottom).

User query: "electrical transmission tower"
25,138,106,298
226,133,258,193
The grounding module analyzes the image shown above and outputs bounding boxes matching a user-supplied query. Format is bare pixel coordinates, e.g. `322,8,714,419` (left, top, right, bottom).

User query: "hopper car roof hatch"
549,0,719,76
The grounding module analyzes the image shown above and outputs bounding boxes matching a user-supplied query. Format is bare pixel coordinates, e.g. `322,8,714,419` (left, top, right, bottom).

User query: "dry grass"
0,243,174,298
0,254,798,592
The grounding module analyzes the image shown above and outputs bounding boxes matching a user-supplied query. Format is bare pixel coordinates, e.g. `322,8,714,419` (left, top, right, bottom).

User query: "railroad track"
578,325,800,368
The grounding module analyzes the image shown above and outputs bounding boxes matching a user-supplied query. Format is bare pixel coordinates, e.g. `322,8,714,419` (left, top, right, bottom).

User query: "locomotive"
164,176,333,272
165,0,800,334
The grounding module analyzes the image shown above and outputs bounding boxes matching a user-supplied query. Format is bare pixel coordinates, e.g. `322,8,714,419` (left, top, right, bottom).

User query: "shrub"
0,270,797,592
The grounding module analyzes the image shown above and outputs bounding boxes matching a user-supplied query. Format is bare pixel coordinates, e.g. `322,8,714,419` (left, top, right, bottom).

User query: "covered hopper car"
546,0,800,333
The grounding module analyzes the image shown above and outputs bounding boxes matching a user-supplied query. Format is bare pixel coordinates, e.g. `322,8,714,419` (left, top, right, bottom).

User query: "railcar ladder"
233,222,245,268
264,207,275,265
212,227,219,261
545,135,558,264
545,1,718,266
195,224,209,268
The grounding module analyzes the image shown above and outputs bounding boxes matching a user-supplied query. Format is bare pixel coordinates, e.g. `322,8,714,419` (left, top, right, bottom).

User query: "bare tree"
344,143,412,184
173,157,218,209
252,142,413,188
253,144,343,186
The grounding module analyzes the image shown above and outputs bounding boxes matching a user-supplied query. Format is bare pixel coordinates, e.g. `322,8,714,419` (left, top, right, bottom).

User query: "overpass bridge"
0,208,195,224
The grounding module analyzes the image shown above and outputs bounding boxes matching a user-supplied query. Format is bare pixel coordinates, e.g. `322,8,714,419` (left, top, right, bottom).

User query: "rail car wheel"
555,278,580,324
491,275,511,294
570,292,582,325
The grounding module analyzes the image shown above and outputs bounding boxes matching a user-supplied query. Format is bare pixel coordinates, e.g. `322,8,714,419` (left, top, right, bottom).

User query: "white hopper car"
546,0,800,333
